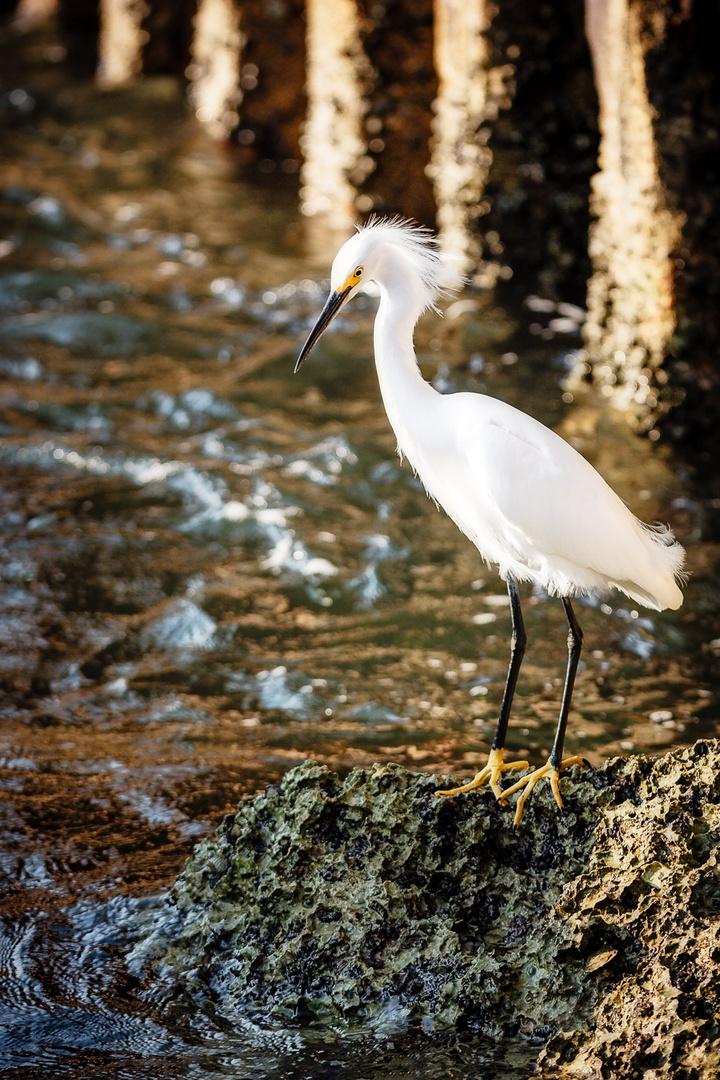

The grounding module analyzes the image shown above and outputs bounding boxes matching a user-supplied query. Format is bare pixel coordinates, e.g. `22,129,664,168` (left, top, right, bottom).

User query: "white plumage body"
300,217,685,615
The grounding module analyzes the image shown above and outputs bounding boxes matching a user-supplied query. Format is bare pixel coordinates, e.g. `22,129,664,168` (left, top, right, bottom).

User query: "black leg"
499,595,587,824
548,598,584,770
491,573,527,755
436,574,530,800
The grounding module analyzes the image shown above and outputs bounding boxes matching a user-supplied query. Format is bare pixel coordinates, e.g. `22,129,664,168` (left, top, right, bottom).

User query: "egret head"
295,218,455,372
294,230,374,373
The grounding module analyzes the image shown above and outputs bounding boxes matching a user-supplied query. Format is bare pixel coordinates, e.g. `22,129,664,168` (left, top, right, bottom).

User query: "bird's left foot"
435,747,530,802
498,755,587,826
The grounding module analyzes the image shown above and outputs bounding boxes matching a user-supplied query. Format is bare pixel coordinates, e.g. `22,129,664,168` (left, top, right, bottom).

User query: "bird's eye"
353,267,363,279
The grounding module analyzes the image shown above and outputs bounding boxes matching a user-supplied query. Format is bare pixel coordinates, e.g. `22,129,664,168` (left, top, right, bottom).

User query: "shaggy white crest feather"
331,216,462,315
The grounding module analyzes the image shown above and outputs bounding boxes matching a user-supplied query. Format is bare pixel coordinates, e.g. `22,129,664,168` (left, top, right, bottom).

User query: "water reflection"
0,26,718,1080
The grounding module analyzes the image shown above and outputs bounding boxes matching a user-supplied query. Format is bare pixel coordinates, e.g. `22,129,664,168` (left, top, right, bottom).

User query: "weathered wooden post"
582,0,681,428
430,0,490,273
300,0,372,226
13,0,58,30
187,0,244,139
97,0,148,88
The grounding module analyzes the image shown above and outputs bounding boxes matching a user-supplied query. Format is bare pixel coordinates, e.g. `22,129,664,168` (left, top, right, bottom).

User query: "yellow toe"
498,755,587,825
436,748,529,800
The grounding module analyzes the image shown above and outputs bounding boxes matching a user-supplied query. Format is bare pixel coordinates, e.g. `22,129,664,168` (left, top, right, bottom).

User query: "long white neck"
372,266,438,460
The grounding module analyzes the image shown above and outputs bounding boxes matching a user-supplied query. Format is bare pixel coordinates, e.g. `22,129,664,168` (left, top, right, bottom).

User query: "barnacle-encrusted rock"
133,741,720,1077
537,742,720,1079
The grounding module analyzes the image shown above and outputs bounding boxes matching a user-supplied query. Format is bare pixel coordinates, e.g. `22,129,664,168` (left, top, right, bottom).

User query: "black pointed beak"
295,286,352,373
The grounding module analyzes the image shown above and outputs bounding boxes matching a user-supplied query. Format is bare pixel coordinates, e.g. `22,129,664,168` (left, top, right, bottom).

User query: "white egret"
295,218,686,824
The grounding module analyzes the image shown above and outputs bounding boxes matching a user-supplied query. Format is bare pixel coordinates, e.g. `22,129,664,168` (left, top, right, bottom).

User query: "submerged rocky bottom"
131,742,720,1078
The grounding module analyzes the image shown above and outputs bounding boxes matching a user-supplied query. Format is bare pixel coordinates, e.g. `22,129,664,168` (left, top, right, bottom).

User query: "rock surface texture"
134,742,720,1078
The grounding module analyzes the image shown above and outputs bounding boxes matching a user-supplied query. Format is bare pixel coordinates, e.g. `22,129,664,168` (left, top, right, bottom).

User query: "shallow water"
1,25,719,1080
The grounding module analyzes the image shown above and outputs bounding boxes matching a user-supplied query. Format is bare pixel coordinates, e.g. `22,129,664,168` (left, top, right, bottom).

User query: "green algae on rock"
131,742,720,1077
